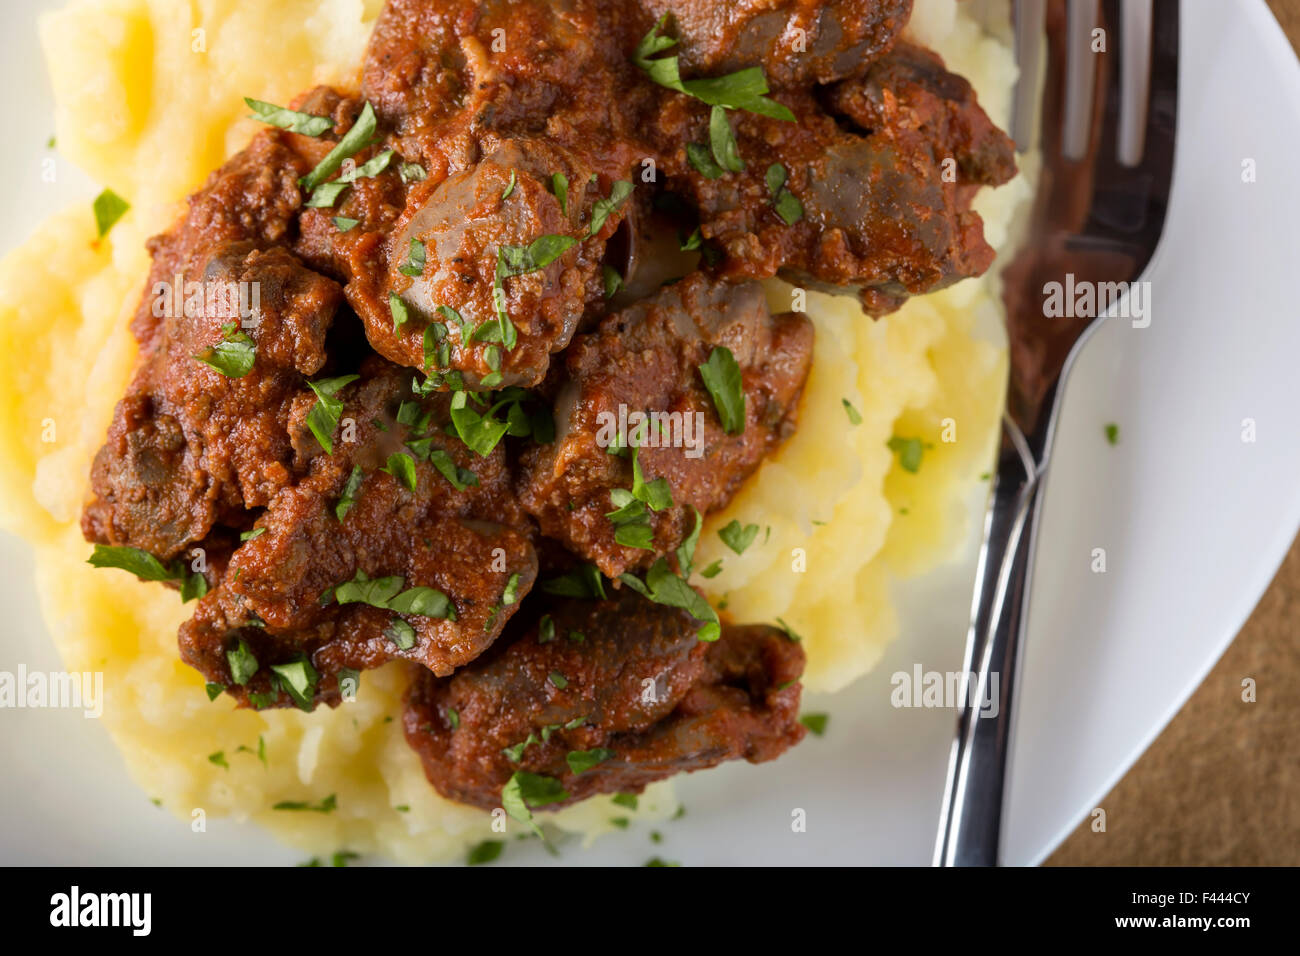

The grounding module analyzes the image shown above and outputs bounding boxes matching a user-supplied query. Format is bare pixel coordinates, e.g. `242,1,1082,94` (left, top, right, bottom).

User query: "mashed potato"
0,0,1031,862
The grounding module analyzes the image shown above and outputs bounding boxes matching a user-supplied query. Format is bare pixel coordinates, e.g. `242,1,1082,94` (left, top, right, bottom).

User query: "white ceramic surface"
1,0,1297,866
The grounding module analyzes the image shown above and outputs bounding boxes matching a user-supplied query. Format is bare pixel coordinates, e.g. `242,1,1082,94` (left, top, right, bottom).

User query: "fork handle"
933,416,1049,866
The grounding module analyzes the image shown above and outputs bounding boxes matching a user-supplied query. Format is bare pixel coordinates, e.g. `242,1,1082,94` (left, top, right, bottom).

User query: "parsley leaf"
226,637,259,686
549,172,569,215
300,101,378,191
567,747,615,774
632,16,795,121
399,162,427,184
244,97,332,136
502,772,569,836
686,141,724,179
699,346,745,434
449,390,511,457
398,238,426,277
389,291,410,331
305,374,359,455
603,265,624,298
87,544,177,582
621,558,720,641
540,564,606,599
273,794,337,813
270,656,319,710
497,235,578,277
92,189,130,238
194,323,256,378
467,840,504,865
588,180,635,237
335,465,364,520
800,713,829,737
381,451,418,492
718,519,759,555
887,436,925,473
427,449,479,491
709,106,744,173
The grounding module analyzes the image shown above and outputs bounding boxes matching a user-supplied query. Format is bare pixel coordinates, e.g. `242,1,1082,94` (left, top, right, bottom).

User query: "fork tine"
1063,0,1101,160
1118,0,1155,165
1012,0,1048,150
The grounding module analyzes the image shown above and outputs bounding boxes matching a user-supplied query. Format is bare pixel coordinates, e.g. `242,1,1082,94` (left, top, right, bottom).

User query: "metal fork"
933,0,1179,866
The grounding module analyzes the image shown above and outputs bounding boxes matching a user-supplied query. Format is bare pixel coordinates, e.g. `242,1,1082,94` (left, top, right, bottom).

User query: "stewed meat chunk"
518,274,812,579
404,589,806,810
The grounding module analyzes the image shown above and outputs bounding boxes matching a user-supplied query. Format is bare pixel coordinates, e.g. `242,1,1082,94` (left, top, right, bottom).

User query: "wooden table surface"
1045,0,1300,866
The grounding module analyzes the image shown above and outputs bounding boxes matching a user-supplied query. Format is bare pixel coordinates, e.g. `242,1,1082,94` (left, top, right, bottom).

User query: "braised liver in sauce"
82,0,1015,815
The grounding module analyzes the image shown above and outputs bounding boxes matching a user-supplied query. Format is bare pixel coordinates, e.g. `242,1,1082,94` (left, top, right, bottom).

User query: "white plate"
2,0,1299,866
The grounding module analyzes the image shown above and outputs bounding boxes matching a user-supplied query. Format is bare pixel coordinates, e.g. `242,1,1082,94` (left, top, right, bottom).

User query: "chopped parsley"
699,559,723,579
226,637,259,686
800,713,829,737
842,399,863,425
427,449,478,491
335,465,365,520
305,374,359,454
620,558,720,641
381,451,418,492
239,527,266,542
398,238,426,277
389,291,410,331
887,436,925,473
548,671,569,689
718,519,759,555
538,615,556,643
603,265,624,298
698,346,745,434
498,234,578,277
208,751,229,770
611,793,638,810
549,172,569,215
300,101,378,192
333,216,360,232
384,618,416,650
449,390,512,457
88,544,179,582
194,323,256,378
566,747,615,774
399,162,427,183
502,771,569,836
709,106,744,173
540,563,607,599
776,617,803,642
501,169,517,201
1105,422,1120,445
244,97,332,136
765,163,804,225
467,840,504,865
685,141,724,179
632,16,795,121
270,657,319,710
588,180,635,237
273,794,337,813
92,189,130,239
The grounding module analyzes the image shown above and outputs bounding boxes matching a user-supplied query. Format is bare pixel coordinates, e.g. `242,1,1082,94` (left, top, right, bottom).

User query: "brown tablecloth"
1045,1,1300,866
